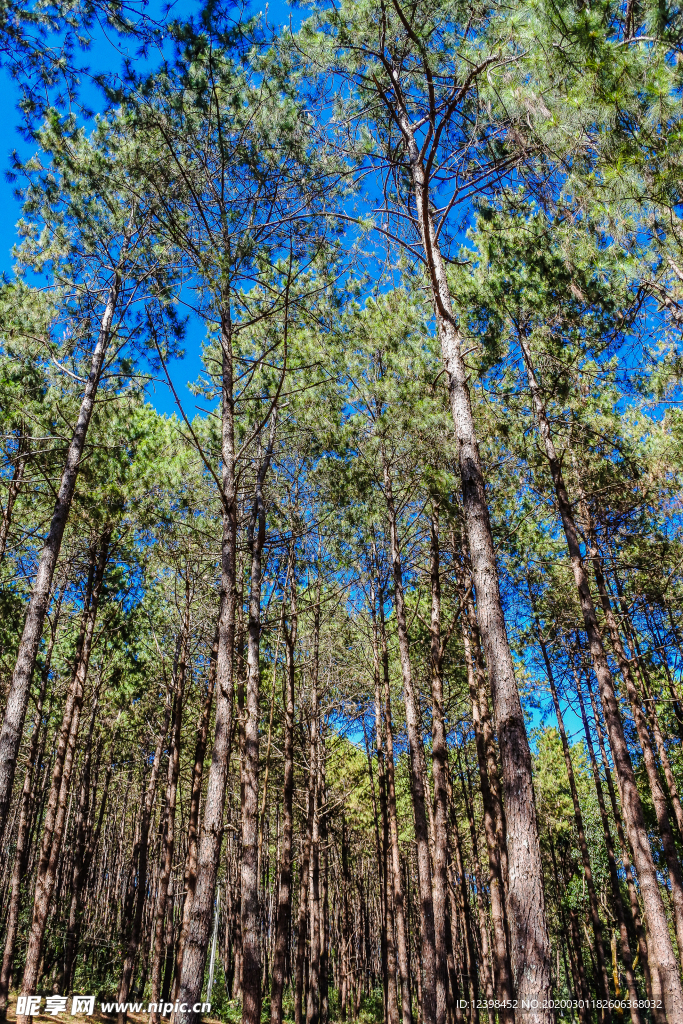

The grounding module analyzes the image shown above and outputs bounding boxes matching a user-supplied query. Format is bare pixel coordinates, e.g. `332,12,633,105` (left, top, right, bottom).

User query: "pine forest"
0,2,682,1023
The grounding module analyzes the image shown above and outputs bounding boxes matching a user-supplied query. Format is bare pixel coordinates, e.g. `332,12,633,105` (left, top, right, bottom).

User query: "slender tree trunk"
459,615,513,1012
0,611,56,1016
378,591,412,1024
63,749,112,993
242,411,277,1024
572,673,643,1022
320,745,330,1024
456,551,509,896
151,600,189,1024
547,837,590,1024
448,764,480,1024
174,310,238,1024
0,261,126,837
270,579,297,1024
295,811,312,1024
117,695,172,1024
59,693,99,993
582,520,683,963
529,593,611,1016
427,507,455,1024
173,626,218,999
370,572,398,1024
517,330,683,1020
19,531,109,1013
306,585,322,1024
457,762,494,1008
382,455,436,1024
340,817,351,1024
582,669,656,1011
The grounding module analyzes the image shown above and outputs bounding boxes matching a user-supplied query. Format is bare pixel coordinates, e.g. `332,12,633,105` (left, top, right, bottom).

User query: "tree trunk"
370,570,398,1024
388,106,552,1016
517,329,683,1021
378,591,412,1024
382,454,437,1024
582,669,656,1012
529,593,612,1016
427,506,454,1024
583,520,683,964
173,625,218,999
458,761,494,1009
458,604,513,1014
306,585,322,1024
63,746,112,993
117,694,173,1024
319,744,330,1024
340,817,351,1024
59,691,100,994
174,310,238,1024
151,599,189,1024
0,608,56,1016
572,671,643,1023
270,578,297,1024
18,530,110,1014
448,763,480,1024
242,411,277,1024
294,808,312,1024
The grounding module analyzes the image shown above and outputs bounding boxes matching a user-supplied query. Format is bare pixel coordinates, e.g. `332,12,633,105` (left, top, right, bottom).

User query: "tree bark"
294,801,312,1024
458,603,513,1015
173,625,217,999
582,520,683,964
582,669,656,1011
370,570,398,1024
63,745,112,993
457,760,494,1009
